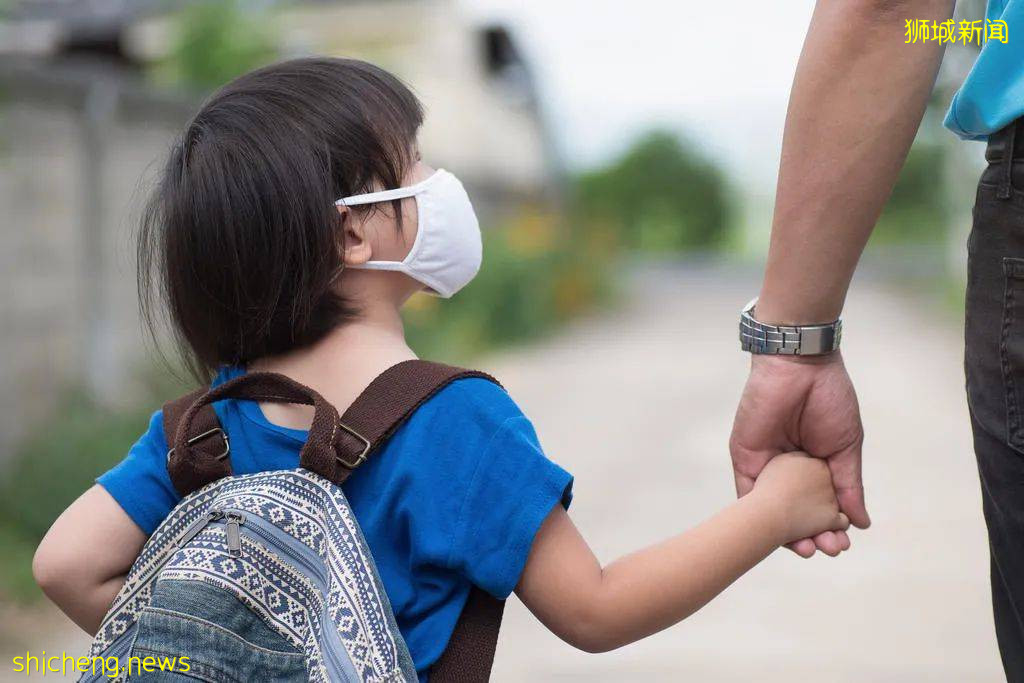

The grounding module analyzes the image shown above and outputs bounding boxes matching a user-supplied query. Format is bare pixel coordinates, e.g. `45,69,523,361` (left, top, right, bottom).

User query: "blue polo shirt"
98,368,573,681
946,0,1024,139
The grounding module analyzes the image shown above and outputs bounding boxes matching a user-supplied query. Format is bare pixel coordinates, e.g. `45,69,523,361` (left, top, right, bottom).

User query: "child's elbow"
568,633,622,655
555,603,630,654
32,538,74,599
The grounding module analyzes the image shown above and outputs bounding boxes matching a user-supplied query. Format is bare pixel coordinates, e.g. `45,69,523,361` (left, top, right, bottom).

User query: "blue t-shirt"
98,368,572,680
945,0,1024,139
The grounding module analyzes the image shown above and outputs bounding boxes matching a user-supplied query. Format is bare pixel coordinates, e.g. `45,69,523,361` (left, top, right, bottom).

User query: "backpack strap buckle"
166,427,230,464
335,422,371,470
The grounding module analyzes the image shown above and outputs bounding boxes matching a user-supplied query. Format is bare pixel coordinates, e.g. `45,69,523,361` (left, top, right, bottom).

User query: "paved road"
1,261,1003,681
489,261,1001,682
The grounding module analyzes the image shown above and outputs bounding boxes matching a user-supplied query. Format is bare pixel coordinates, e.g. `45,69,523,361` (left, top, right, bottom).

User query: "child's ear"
337,205,372,266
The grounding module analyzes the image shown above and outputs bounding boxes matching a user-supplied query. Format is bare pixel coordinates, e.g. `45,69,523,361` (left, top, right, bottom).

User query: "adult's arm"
757,0,953,325
730,0,954,557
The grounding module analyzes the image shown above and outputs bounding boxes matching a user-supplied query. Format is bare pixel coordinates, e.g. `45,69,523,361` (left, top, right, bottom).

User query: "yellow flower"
505,208,560,257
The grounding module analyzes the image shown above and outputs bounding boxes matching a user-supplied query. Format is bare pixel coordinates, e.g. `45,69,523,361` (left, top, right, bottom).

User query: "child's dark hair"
138,57,423,380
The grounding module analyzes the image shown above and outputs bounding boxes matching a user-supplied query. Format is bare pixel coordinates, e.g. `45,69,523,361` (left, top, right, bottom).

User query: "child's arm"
33,485,146,634
515,452,848,653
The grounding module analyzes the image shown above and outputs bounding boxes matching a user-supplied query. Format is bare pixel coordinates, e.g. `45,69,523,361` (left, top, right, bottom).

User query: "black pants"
967,118,1024,681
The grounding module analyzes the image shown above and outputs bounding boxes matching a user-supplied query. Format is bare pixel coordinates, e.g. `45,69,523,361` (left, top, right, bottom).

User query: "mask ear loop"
324,195,401,287
331,171,443,278
334,169,442,206
334,184,409,248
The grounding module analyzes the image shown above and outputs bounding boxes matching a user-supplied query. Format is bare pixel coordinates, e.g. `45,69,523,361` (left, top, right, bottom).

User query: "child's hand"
750,451,850,546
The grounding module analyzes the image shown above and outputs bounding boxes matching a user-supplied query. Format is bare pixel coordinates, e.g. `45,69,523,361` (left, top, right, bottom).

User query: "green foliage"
0,374,186,602
0,392,150,542
159,0,278,91
404,212,615,360
573,130,733,252
0,523,41,603
872,142,948,245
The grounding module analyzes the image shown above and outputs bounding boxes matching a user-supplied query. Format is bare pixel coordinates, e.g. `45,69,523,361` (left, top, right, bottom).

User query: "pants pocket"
1002,257,1024,453
128,580,307,683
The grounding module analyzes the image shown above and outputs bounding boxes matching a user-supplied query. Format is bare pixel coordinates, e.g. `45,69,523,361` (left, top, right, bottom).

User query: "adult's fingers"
837,485,870,529
734,470,755,499
828,442,871,529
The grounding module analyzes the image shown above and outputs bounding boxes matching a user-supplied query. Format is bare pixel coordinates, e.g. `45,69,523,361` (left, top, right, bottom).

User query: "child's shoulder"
137,369,526,459
407,375,572,599
410,373,529,435
138,407,168,450
428,374,517,412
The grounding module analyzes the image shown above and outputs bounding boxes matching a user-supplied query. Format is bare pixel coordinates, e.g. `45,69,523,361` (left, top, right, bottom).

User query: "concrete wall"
0,63,194,463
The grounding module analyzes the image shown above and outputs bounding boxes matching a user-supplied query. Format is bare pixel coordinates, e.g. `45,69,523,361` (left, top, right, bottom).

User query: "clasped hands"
730,352,870,557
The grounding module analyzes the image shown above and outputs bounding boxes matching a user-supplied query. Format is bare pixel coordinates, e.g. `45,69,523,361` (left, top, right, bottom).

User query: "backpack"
81,360,505,682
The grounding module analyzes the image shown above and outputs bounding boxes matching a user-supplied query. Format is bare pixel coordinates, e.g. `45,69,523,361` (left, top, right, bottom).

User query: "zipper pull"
225,513,245,556
176,509,223,548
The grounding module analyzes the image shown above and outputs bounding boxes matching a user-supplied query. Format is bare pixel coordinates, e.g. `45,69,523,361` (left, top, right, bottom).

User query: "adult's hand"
729,352,869,557
727,0,949,556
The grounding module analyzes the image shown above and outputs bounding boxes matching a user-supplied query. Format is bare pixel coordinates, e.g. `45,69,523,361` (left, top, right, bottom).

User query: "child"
33,58,849,677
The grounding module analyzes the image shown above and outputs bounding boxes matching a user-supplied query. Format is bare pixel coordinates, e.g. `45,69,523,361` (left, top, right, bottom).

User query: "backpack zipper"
137,506,377,681
174,509,225,548
173,508,245,554
98,509,226,620
222,509,327,583
224,512,245,555
219,508,362,681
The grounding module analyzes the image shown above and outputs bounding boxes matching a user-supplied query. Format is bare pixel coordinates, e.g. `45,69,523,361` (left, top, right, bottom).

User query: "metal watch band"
739,298,842,355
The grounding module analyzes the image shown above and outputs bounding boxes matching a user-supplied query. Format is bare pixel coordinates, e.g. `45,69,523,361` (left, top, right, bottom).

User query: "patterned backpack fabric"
81,361,505,682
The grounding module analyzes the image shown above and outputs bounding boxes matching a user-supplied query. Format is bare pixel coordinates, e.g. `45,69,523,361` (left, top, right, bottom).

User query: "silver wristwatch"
739,297,842,355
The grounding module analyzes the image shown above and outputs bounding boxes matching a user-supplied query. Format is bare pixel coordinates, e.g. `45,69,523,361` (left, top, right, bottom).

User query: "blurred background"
0,0,1004,680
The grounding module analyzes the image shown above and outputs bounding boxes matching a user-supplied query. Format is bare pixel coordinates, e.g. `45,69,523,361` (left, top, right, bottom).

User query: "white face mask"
335,169,482,298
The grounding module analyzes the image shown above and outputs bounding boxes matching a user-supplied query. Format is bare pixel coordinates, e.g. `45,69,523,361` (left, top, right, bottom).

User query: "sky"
463,0,819,193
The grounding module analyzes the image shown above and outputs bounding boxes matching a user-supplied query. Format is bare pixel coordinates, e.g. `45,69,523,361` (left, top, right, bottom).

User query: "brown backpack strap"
162,359,505,681
166,372,347,495
328,360,498,478
165,360,498,495
431,587,505,682
163,386,229,495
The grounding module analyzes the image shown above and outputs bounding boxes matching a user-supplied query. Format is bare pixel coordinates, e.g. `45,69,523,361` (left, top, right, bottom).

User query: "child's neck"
249,299,416,430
